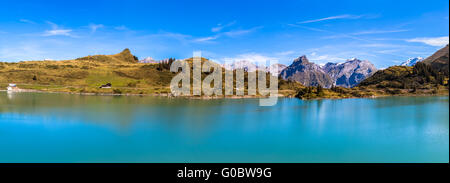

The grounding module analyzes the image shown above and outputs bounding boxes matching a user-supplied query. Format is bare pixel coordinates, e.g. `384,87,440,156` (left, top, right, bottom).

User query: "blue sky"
0,0,448,68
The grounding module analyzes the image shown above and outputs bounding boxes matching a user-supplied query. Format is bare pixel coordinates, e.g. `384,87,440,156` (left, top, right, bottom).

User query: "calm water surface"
0,92,448,162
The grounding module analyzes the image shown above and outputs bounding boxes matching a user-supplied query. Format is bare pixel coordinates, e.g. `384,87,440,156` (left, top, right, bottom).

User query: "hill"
356,45,449,95
0,49,175,94
422,44,449,75
0,49,302,96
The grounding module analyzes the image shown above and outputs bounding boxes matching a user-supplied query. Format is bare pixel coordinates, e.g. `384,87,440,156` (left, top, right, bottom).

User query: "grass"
0,49,300,96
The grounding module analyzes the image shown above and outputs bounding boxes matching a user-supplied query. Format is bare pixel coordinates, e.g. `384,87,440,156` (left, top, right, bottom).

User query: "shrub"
127,82,137,87
46,65,60,69
113,89,122,94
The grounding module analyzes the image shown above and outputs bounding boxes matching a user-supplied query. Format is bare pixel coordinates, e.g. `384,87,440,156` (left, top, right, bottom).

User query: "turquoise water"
0,92,448,163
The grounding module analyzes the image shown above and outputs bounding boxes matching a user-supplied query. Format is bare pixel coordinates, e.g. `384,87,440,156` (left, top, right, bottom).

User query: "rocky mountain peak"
323,58,377,87
400,57,424,66
293,55,310,64
280,56,333,88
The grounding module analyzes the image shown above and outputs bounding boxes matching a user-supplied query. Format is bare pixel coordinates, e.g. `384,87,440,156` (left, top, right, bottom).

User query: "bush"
46,65,59,69
127,82,137,87
113,89,122,94
386,89,402,95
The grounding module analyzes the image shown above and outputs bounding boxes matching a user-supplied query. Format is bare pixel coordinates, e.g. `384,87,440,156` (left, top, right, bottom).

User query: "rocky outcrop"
323,58,377,87
280,56,333,87
422,44,449,75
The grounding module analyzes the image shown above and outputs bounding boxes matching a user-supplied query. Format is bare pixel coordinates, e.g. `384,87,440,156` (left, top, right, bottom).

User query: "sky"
0,0,448,68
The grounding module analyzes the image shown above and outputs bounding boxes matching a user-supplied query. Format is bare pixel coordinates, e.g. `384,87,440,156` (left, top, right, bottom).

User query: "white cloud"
406,36,449,46
220,53,278,65
0,43,46,61
351,29,409,35
42,21,74,37
309,54,346,63
193,35,219,42
297,14,363,24
222,26,263,37
193,26,262,43
43,29,73,36
114,25,129,31
359,43,403,48
276,50,296,56
211,21,236,32
19,19,36,24
88,23,104,33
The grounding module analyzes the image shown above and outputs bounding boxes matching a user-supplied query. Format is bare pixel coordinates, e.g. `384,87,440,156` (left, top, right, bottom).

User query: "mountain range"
280,56,377,88
279,56,333,87
222,61,287,76
139,57,157,63
1,45,447,98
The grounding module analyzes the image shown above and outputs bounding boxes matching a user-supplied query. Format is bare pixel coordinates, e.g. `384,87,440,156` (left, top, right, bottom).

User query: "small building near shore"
7,84,19,91
99,83,112,88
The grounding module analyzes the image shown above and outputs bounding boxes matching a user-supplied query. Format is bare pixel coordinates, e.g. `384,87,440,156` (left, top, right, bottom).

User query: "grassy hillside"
0,49,176,94
357,44,449,96
0,49,303,96
422,44,449,75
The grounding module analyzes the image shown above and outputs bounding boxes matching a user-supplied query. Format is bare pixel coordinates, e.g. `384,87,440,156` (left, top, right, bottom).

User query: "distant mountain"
268,63,287,76
400,57,424,66
280,56,333,88
139,57,157,63
223,61,286,76
223,60,259,72
422,44,449,75
323,58,377,87
358,45,449,89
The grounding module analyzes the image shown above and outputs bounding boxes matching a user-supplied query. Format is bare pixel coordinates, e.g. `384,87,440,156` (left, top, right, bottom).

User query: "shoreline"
1,88,448,100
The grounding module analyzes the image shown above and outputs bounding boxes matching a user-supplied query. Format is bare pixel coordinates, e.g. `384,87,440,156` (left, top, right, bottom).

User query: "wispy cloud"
193,35,219,42
88,23,104,33
293,25,369,42
19,19,36,24
42,21,74,37
114,25,128,31
406,36,449,46
194,26,262,43
223,26,262,37
275,50,296,56
0,43,46,61
297,14,363,24
308,54,346,63
221,53,278,65
359,43,403,48
211,21,236,32
43,29,73,36
351,29,409,35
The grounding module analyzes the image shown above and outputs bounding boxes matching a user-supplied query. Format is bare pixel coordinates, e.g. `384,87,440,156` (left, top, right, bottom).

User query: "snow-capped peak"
139,57,157,63
400,57,424,66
